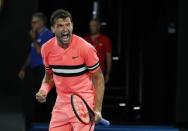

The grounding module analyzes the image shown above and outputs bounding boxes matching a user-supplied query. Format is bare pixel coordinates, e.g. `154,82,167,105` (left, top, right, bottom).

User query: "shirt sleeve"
83,44,100,73
39,30,54,46
41,46,52,73
43,31,54,44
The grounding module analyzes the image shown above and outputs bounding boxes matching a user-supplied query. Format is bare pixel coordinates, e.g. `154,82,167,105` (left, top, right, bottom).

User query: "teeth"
62,35,68,40
62,32,69,36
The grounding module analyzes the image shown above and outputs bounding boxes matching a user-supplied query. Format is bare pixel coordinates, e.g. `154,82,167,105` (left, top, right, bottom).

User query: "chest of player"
48,48,84,66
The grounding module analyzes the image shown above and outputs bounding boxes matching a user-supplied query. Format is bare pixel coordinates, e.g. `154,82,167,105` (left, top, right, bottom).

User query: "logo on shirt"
72,56,79,59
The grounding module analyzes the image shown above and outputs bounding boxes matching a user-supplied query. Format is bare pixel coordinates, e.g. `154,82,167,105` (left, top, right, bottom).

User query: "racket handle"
99,118,110,126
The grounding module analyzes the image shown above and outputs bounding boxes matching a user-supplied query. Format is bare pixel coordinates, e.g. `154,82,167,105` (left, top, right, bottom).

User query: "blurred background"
0,0,188,131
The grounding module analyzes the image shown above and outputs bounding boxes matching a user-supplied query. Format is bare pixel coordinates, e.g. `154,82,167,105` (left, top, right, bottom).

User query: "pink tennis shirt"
40,34,100,128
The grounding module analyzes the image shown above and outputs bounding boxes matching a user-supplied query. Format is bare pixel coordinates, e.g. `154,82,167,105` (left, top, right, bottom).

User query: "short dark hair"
50,9,72,26
32,12,47,25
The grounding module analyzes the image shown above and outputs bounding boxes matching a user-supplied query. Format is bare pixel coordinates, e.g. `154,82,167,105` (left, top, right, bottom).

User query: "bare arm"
40,71,54,94
22,55,30,70
36,71,54,103
92,69,105,114
18,55,30,79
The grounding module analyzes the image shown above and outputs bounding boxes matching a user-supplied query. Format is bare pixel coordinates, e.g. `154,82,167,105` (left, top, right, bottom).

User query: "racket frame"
71,94,95,124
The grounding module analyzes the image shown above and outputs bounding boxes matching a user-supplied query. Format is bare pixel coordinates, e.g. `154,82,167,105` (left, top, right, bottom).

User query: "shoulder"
83,35,91,40
43,28,54,37
44,27,52,34
100,34,111,41
73,34,94,50
41,37,56,53
98,34,112,46
73,34,96,57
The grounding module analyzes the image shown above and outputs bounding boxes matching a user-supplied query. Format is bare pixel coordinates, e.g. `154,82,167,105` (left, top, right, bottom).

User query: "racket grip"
99,118,110,126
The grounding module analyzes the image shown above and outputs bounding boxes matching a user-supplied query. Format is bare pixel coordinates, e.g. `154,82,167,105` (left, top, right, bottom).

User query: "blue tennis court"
30,123,180,131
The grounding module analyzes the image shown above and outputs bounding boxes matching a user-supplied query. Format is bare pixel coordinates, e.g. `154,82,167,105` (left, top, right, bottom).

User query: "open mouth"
61,32,70,42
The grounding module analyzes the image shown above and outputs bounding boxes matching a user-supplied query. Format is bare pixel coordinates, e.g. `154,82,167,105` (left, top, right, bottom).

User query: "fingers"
36,96,46,103
94,111,102,123
39,90,47,96
36,95,46,103
36,90,47,103
29,30,36,40
18,71,25,80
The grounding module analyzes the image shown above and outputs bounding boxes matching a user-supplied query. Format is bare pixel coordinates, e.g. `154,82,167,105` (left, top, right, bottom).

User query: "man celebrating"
36,9,105,131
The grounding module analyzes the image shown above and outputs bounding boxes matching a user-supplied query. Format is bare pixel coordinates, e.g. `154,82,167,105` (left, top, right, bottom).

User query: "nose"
61,25,68,32
61,29,67,34
60,29,67,34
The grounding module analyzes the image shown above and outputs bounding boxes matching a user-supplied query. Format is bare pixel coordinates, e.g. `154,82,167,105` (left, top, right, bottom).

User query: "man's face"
52,17,73,46
31,17,43,32
89,20,100,35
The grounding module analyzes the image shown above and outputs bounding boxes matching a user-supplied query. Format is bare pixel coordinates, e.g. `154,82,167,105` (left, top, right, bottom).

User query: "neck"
57,40,69,49
91,33,100,40
61,44,69,49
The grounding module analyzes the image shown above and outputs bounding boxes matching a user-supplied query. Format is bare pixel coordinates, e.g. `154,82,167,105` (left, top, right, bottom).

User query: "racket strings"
73,96,90,123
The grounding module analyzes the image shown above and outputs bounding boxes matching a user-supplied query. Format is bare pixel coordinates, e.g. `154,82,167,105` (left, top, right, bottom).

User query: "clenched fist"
36,90,47,103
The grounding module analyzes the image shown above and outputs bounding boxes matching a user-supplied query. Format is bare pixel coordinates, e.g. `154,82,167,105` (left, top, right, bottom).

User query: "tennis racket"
71,93,110,127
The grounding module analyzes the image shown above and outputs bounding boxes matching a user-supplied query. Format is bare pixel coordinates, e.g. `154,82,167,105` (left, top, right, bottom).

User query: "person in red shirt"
84,19,112,83
36,9,105,131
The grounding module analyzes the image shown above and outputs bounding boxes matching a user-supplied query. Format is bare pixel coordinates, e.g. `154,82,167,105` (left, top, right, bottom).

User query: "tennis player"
36,9,105,131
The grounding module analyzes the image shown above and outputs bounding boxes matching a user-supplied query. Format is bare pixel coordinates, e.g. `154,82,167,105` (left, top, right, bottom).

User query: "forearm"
21,55,30,69
93,70,105,112
40,72,54,94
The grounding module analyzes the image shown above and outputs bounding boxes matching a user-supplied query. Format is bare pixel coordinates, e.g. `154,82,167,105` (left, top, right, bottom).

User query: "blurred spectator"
18,12,54,129
84,19,112,83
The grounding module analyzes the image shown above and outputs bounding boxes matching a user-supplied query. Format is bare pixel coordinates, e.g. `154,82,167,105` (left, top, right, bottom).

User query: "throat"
62,44,69,49
59,43,69,49
91,34,99,40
